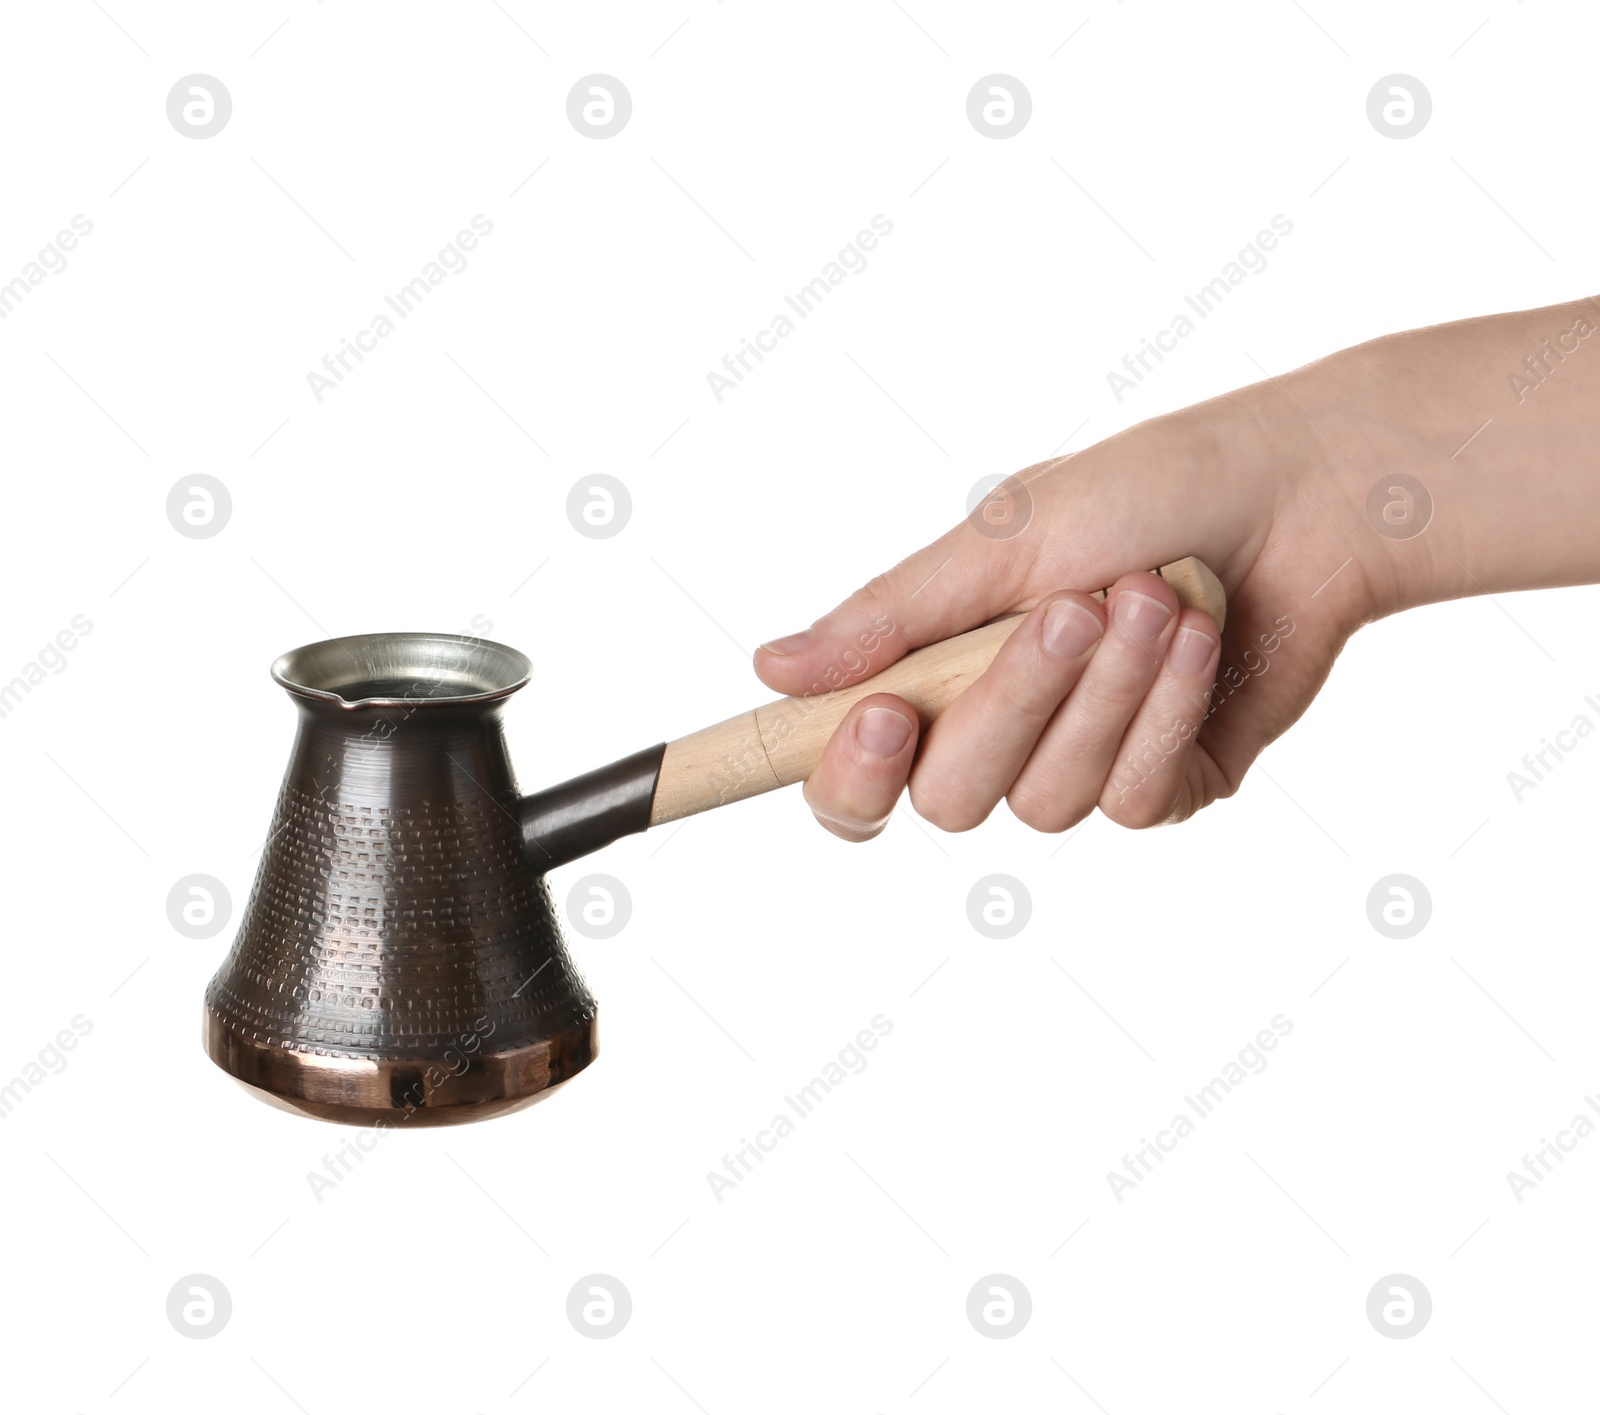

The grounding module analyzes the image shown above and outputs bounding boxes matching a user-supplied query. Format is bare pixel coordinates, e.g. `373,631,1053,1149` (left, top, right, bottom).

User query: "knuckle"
993,660,1071,723
1006,783,1089,835
1176,754,1236,818
1115,568,1180,609
836,570,903,633
908,775,987,833
1068,664,1146,721
1100,784,1174,830
1100,739,1197,828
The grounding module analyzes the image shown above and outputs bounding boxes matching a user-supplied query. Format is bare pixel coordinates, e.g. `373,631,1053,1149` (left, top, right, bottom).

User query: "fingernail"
1110,591,1173,645
1169,627,1217,676
760,630,813,656
856,706,912,759
1042,599,1102,659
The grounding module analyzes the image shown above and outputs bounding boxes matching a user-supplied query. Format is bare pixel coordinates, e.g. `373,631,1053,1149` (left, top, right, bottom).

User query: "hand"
757,297,1600,842
753,387,1383,841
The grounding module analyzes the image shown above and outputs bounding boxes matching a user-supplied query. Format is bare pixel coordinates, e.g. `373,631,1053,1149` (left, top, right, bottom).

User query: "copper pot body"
203,634,597,1126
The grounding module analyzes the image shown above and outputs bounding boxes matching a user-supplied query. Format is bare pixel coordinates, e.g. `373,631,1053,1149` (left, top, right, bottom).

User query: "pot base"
203,1007,598,1128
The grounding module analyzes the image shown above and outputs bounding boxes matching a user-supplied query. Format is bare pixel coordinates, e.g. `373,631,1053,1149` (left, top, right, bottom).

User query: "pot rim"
271,631,533,710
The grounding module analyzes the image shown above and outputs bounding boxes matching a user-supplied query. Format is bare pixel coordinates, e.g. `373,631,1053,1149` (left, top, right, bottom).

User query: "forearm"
1280,297,1600,617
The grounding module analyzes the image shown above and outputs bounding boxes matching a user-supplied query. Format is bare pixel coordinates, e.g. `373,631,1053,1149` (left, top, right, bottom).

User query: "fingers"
754,487,1042,699
1098,607,1222,827
799,573,1224,843
801,693,920,842
907,591,1106,831
1005,572,1185,832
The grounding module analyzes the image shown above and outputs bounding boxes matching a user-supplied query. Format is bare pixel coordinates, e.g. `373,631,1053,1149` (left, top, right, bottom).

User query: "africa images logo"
1105,216,1293,403
706,1015,894,1200
705,216,894,402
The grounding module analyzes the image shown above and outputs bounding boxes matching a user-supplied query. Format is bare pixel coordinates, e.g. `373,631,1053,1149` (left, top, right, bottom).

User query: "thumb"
753,478,1040,697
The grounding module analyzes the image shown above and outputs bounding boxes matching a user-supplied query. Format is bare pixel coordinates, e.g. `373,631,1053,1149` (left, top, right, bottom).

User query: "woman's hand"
756,296,1600,841
753,394,1368,839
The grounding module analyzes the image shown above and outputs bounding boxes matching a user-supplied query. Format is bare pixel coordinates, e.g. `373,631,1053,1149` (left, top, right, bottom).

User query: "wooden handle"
649,556,1225,826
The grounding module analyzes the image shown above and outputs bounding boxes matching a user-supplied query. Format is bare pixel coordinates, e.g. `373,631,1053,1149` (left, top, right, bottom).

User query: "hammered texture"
206,712,595,1063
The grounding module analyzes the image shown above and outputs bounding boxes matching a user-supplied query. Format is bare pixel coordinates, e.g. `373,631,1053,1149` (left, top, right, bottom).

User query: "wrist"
1261,347,1438,624
1267,301,1600,621
1184,368,1405,634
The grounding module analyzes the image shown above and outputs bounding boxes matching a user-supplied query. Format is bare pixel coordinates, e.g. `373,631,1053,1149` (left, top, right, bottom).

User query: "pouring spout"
519,743,667,871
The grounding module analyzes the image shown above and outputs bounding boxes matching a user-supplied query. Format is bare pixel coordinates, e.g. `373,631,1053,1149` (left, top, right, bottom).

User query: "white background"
2,1,1597,1410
